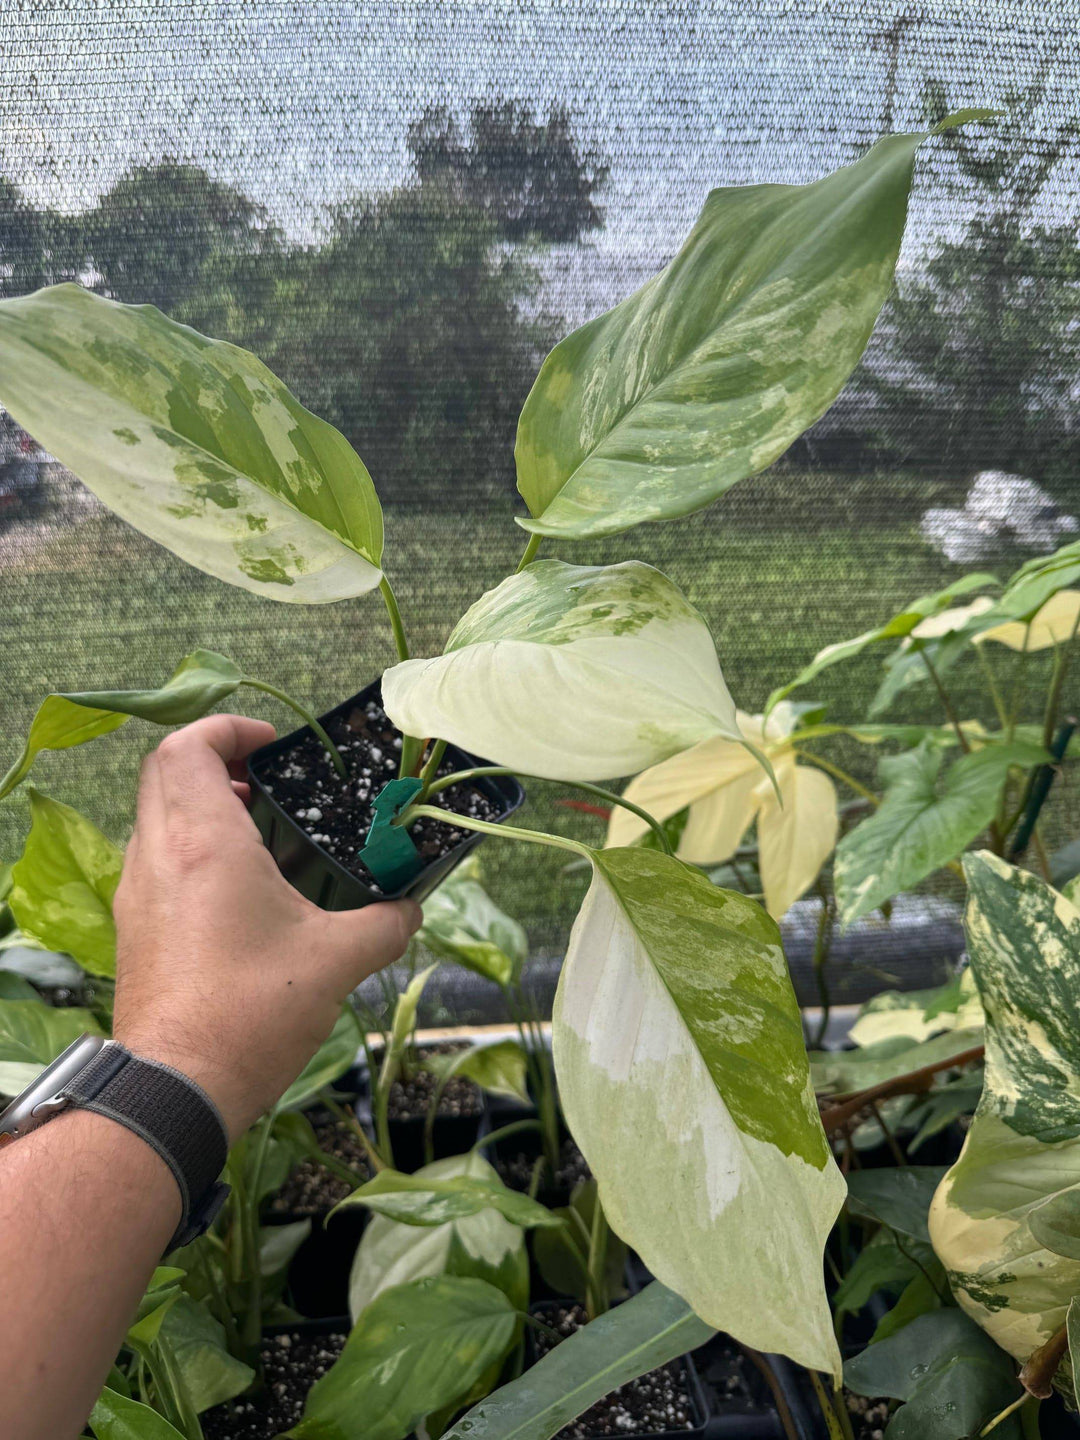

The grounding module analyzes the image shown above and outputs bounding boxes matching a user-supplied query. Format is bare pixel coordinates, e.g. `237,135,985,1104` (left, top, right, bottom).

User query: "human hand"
111,715,421,1141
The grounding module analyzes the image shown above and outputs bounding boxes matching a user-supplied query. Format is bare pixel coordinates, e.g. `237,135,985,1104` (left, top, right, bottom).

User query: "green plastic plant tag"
359,778,424,891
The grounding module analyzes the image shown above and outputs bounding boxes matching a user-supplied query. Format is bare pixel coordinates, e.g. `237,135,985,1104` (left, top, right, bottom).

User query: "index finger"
148,714,277,832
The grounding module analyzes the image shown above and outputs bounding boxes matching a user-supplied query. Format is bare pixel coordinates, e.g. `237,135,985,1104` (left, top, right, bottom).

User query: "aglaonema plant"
0,112,995,1392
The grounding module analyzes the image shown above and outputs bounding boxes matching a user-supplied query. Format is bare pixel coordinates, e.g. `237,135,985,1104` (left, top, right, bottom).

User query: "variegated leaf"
515,114,992,540
0,284,383,602
929,853,1080,1378
383,561,741,782
552,846,844,1374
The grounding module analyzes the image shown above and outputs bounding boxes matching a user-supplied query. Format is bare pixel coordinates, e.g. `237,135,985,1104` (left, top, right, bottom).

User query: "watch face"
0,1034,106,1139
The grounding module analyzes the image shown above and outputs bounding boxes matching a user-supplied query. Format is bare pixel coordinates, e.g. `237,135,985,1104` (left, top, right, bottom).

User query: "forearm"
0,1108,181,1440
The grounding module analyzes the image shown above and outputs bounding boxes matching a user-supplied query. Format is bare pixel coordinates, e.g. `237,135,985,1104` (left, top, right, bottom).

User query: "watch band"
63,1043,230,1251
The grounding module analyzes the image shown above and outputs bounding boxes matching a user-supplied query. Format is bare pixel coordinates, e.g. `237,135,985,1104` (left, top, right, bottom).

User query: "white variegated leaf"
348,1154,528,1321
929,853,1080,1376
0,284,383,602
976,590,1080,652
552,846,844,1374
383,560,740,782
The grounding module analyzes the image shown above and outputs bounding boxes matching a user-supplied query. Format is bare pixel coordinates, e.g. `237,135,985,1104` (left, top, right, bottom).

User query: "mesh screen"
1,1,1077,1005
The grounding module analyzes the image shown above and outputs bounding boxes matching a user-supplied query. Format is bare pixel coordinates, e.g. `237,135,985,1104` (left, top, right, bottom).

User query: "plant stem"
585,1192,609,1320
1043,617,1079,748
1008,718,1077,861
919,649,970,752
808,1371,848,1440
419,739,448,790
471,1117,545,1152
379,575,411,662
793,750,880,807
737,1348,801,1440
810,884,835,1048
401,804,594,860
820,1044,985,1133
424,767,675,854
241,678,347,778
319,1093,386,1175
516,532,542,572
976,644,1010,730
869,1098,908,1167
1020,1321,1070,1399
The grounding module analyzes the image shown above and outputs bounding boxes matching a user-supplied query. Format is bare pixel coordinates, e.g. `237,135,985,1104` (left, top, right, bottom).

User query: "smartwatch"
0,1035,230,1252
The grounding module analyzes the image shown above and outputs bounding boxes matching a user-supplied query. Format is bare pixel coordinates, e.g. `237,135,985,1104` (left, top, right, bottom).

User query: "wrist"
111,1028,248,1145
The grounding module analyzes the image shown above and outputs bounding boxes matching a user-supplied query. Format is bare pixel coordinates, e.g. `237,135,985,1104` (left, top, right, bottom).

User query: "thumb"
322,898,423,990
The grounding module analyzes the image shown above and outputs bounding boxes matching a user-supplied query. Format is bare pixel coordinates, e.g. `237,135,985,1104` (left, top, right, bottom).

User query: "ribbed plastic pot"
247,677,525,910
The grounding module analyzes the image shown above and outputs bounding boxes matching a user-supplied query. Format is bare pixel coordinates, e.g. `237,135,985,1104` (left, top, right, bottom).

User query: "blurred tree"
0,177,81,297
858,80,1080,481
408,101,608,243
268,186,557,505
86,161,282,318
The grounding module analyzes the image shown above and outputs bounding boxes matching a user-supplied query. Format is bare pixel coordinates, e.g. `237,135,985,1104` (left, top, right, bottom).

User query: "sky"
0,0,1076,319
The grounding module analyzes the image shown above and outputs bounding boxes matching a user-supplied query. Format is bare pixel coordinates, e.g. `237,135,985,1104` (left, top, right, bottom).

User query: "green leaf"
9,790,123,977
0,970,40,1001
259,1219,312,1277
999,539,1080,619
426,1039,530,1104
420,859,528,990
349,1155,529,1321
0,284,383,602
810,1031,983,1095
833,1231,925,1317
846,1167,950,1244
156,1295,255,1414
332,1167,560,1230
279,1005,361,1110
843,1310,1023,1440
442,1281,715,1440
870,1268,948,1344
848,971,982,1048
929,854,1080,1371
0,650,243,799
533,1179,628,1308
89,1387,188,1440
1027,1189,1080,1261
0,993,105,1096
515,119,987,541
908,1078,984,1155
834,739,1048,926
288,1275,518,1440
552,845,844,1374
384,560,744,784
767,573,997,713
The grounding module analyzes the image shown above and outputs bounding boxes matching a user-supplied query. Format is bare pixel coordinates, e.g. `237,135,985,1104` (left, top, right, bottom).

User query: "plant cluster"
3,106,1080,1440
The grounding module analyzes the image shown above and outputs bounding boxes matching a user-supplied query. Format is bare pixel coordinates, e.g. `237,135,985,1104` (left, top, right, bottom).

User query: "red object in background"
557,799,611,822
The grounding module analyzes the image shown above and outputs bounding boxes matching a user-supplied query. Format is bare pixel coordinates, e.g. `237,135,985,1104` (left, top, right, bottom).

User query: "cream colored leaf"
756,762,839,918
383,561,739,782
553,847,844,1375
976,590,1080,652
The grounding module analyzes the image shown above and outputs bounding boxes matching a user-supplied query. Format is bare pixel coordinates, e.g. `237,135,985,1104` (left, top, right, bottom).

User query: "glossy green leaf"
767,573,998,714
0,994,105,1095
288,1275,518,1440
908,1078,984,1155
349,1154,528,1321
420,858,528,990
443,1281,714,1440
157,1296,255,1414
846,1167,949,1244
426,1039,530,1104
871,1267,948,1343
333,1166,560,1229
0,971,39,1001
383,561,742,783
8,790,123,977
1027,1189,1080,1262
929,854,1080,1371
259,1219,313,1276
0,650,243,799
552,845,844,1374
848,970,983,1048
279,1005,361,1110
844,1310,1023,1440
810,1031,983,1095
89,1388,188,1440
515,116,990,540
834,739,1047,926
833,1231,926,1318
0,284,383,602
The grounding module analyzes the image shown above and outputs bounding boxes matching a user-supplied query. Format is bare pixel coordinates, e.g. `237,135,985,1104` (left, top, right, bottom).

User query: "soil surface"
385,1041,484,1121
843,1392,892,1440
534,1305,699,1437
255,695,503,888
266,1109,371,1216
201,1328,347,1439
496,1136,591,1195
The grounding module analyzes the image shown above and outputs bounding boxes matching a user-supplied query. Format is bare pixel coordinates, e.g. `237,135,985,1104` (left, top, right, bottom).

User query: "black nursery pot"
263,1206,367,1320
247,677,525,910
